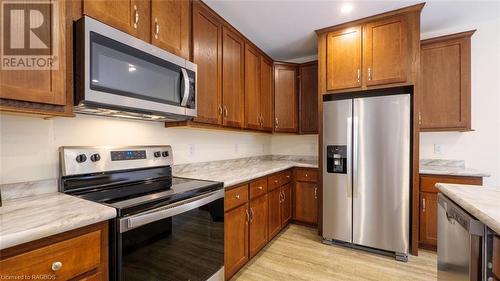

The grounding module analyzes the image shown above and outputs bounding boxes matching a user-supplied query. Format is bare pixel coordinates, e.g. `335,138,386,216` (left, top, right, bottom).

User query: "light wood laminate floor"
232,224,437,281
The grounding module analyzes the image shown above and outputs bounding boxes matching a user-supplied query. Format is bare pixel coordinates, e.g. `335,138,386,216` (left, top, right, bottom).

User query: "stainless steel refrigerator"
322,93,411,261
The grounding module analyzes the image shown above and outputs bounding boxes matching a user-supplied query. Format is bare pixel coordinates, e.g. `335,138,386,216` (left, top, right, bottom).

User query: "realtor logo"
1,1,59,70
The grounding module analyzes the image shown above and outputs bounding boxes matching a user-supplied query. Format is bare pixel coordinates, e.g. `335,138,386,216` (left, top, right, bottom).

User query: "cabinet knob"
235,194,240,199
305,173,308,177
51,261,63,271
274,180,278,183
257,186,263,190
286,175,290,179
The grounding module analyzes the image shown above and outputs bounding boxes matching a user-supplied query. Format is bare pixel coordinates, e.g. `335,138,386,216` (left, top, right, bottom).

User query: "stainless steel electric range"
59,146,224,281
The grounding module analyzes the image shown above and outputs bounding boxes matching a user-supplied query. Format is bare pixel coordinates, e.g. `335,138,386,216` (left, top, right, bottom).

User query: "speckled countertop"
173,155,318,188
0,192,116,250
437,183,500,234
419,159,490,177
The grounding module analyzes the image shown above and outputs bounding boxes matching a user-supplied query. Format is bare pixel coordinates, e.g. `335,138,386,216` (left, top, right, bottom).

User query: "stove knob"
76,154,87,163
154,151,161,158
162,151,169,157
90,153,101,162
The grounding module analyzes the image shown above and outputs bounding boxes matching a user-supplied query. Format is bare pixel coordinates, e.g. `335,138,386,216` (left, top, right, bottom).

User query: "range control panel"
111,150,147,161
326,145,347,174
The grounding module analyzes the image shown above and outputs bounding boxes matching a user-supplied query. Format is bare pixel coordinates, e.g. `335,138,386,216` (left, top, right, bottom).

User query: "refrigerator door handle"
347,115,353,198
352,114,359,198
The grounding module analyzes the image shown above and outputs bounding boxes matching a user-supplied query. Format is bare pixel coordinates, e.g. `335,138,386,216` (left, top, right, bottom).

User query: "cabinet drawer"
295,168,318,182
80,273,102,281
493,235,500,279
0,230,101,281
268,170,292,191
225,184,249,211
249,178,268,200
420,175,482,193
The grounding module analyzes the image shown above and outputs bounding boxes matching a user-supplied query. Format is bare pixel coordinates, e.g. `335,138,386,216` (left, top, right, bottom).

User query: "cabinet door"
268,188,282,240
294,182,318,225
244,44,261,130
260,56,274,132
151,0,190,59
419,192,438,249
83,0,150,41
222,26,245,128
299,62,319,134
224,203,249,279
326,27,362,91
281,183,292,226
420,34,472,131
274,64,298,133
1,0,67,105
249,195,268,258
192,2,222,125
363,15,408,86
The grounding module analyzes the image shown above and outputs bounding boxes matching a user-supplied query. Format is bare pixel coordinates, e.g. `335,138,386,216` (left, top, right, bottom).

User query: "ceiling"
205,0,500,61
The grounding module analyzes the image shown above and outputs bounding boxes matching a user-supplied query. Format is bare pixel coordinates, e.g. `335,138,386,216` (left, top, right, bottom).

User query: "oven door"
116,189,224,281
77,16,196,117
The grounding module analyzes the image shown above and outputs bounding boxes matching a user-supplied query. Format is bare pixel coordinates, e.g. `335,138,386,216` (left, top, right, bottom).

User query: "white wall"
271,134,318,156
420,18,500,186
0,114,272,184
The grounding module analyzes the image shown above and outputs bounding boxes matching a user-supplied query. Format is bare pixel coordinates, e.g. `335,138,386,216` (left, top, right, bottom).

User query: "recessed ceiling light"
341,3,354,14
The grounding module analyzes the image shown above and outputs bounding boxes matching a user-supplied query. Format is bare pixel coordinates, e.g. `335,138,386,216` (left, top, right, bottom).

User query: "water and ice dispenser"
326,145,347,174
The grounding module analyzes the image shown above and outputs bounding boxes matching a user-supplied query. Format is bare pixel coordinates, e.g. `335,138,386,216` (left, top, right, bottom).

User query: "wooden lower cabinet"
294,182,318,225
419,174,483,250
249,194,268,257
493,235,500,279
281,183,292,227
0,222,108,281
224,202,249,279
268,187,282,240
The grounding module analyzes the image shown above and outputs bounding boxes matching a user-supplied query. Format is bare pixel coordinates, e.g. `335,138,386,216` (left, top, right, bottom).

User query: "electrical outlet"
434,144,444,154
189,144,195,156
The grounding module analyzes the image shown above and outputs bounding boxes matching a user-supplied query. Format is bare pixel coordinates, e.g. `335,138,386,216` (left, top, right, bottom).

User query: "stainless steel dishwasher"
438,193,485,281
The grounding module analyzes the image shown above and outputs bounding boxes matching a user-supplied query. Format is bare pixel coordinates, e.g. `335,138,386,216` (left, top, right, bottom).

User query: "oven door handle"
119,189,224,233
180,68,190,107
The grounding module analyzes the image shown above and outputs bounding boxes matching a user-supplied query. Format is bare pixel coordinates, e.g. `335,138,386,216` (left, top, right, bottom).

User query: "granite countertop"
0,192,116,250
437,183,500,234
174,156,318,188
419,159,490,177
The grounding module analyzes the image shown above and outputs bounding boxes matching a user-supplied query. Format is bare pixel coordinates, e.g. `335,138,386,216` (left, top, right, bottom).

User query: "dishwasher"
437,193,485,281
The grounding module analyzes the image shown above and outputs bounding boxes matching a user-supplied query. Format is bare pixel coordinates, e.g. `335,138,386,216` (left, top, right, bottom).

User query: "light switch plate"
434,144,444,154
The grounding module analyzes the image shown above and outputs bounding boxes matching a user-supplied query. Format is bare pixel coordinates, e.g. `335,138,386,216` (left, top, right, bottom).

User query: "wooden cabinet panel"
294,182,318,225
222,27,245,128
268,187,282,240
249,178,268,200
363,15,408,86
281,183,292,226
419,192,438,249
260,57,274,131
224,203,249,279
0,230,101,281
151,0,190,59
493,235,500,279
420,174,482,193
268,170,292,191
249,194,268,258
224,184,249,211
420,31,474,131
1,0,67,106
274,63,298,133
294,168,318,183
326,27,362,91
299,61,319,134
244,44,261,130
192,1,222,125
83,0,150,41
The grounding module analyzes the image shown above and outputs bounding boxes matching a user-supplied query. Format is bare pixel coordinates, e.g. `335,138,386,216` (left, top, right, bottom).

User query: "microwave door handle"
180,68,190,106
120,189,224,232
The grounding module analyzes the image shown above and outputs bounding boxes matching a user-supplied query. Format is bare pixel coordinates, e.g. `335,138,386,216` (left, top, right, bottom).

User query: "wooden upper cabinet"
420,31,474,131
274,63,298,133
151,0,190,60
244,44,261,130
326,26,362,91
260,57,274,132
222,26,245,128
363,15,408,86
192,1,222,125
299,61,319,134
1,0,67,106
83,0,150,42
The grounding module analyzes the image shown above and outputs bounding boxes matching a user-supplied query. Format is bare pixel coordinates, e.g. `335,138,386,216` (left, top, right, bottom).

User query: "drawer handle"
274,180,278,183
257,186,263,190
286,175,290,179
51,261,63,271
235,194,240,199
305,174,308,177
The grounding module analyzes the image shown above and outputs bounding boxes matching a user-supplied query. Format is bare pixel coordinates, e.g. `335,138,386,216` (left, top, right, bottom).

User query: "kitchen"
0,0,499,281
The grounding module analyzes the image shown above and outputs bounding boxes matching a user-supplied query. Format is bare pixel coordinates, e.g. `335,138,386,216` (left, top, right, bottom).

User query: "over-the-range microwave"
74,16,197,122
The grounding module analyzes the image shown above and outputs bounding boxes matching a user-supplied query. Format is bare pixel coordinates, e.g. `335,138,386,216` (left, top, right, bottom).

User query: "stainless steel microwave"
74,16,196,122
